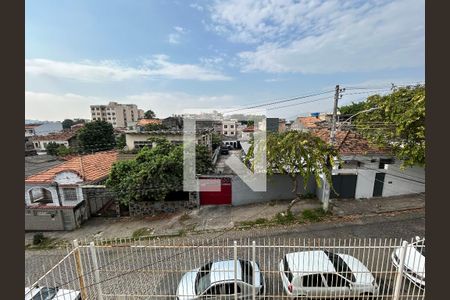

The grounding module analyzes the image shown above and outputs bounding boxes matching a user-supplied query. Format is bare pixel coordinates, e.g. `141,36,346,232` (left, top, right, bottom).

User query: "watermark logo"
183,110,267,192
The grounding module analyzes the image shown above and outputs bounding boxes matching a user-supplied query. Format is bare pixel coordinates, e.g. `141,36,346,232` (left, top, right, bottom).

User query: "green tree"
338,101,367,118
62,119,75,129
77,120,115,153
56,145,73,157
45,142,59,156
143,123,167,131
355,85,425,167
106,139,212,205
144,110,156,119
211,132,222,149
116,133,126,150
245,131,338,209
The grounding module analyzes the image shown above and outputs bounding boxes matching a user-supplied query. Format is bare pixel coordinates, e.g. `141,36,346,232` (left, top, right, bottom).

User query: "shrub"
33,232,45,245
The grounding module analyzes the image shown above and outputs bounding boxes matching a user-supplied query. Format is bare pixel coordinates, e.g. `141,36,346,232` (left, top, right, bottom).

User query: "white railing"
25,237,425,299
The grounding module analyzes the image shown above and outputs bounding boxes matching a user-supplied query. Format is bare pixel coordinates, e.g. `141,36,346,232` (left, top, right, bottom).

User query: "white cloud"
168,26,187,44
25,91,237,121
26,56,231,81
189,3,204,12
207,0,424,73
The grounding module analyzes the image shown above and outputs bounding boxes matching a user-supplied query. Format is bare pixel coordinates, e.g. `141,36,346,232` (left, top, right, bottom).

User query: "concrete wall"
25,208,65,231
82,186,119,216
232,174,316,206
383,164,425,197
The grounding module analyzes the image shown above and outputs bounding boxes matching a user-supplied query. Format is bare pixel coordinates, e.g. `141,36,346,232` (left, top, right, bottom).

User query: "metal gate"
199,177,232,205
373,172,386,197
330,174,357,199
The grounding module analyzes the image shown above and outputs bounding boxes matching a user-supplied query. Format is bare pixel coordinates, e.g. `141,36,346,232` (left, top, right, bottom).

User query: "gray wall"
82,186,118,216
25,208,77,231
232,174,316,206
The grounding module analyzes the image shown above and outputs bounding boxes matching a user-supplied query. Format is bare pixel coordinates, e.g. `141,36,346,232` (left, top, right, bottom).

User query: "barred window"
63,188,78,201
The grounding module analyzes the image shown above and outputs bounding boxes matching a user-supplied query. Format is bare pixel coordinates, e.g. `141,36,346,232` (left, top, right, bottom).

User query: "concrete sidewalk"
25,194,425,246
330,193,425,216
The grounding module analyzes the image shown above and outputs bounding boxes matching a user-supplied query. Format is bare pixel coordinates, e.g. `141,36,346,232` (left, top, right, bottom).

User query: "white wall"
382,164,425,197
25,185,59,206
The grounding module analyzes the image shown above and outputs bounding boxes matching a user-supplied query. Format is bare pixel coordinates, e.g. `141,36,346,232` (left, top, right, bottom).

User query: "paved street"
26,209,425,298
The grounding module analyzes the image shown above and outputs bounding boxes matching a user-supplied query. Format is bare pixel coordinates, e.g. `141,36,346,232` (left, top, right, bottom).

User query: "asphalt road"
25,209,425,299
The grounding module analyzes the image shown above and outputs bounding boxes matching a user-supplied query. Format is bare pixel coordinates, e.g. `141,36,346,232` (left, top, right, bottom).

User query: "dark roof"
25,155,66,178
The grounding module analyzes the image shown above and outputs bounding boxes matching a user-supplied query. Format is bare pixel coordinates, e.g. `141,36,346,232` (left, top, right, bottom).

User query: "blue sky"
25,0,424,121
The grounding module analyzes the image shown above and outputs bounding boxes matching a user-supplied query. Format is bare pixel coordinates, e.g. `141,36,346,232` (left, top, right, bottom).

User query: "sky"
25,0,425,121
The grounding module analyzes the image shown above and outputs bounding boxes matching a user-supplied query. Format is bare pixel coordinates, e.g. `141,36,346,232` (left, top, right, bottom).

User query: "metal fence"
25,237,425,299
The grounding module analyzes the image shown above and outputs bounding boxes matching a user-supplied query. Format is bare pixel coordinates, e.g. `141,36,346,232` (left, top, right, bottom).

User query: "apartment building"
222,120,237,137
90,102,145,128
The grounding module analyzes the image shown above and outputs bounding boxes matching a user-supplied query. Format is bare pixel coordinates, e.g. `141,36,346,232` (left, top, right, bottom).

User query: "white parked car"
391,237,425,288
279,250,379,299
25,286,81,300
176,259,264,299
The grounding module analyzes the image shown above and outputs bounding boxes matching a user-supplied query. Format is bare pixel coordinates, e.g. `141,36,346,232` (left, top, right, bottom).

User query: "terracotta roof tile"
25,150,118,184
31,128,80,142
311,129,390,156
137,119,162,126
297,116,323,128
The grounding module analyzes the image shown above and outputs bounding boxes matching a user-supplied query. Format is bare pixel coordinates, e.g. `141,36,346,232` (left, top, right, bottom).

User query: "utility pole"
330,84,342,145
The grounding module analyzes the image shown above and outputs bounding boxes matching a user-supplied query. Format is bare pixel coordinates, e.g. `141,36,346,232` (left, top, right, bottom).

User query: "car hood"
176,268,200,300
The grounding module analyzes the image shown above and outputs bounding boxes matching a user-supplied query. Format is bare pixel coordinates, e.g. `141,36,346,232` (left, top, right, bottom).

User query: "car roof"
286,251,335,275
209,260,243,284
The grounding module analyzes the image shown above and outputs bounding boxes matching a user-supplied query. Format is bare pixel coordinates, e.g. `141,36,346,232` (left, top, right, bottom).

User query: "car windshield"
31,287,58,300
195,263,212,295
413,240,425,257
324,251,356,282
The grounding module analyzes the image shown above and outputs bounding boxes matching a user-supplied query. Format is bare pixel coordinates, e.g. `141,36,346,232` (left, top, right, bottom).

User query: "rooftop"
297,116,324,128
137,119,162,126
31,129,80,142
311,129,390,156
25,150,118,184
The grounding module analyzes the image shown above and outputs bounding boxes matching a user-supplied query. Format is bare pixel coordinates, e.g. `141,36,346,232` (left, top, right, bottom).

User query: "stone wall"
129,198,197,216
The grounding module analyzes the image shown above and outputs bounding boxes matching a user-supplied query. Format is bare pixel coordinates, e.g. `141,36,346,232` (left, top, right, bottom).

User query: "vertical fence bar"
89,242,103,300
73,239,88,300
393,240,408,300
234,240,238,300
252,240,256,300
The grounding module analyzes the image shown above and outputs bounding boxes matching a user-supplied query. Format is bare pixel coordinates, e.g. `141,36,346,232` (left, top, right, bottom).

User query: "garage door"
199,177,232,205
330,174,357,199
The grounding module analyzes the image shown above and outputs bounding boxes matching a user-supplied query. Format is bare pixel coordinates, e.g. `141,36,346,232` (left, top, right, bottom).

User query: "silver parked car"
176,259,264,299
392,237,425,288
279,250,379,299
25,286,81,300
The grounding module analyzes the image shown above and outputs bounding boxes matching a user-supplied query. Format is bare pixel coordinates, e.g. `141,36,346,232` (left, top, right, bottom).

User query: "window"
240,260,253,285
63,187,78,201
231,132,234,135
283,256,294,282
134,141,153,150
323,273,350,287
379,158,394,169
29,188,53,204
224,125,228,128
31,287,58,300
224,131,228,135
195,262,212,295
230,125,234,128
324,251,356,282
302,274,325,287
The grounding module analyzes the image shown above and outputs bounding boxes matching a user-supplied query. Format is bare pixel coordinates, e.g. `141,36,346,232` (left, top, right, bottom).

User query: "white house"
25,151,119,231
222,120,237,137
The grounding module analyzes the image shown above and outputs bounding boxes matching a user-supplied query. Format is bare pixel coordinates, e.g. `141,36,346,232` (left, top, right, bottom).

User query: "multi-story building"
222,120,237,137
90,102,144,128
